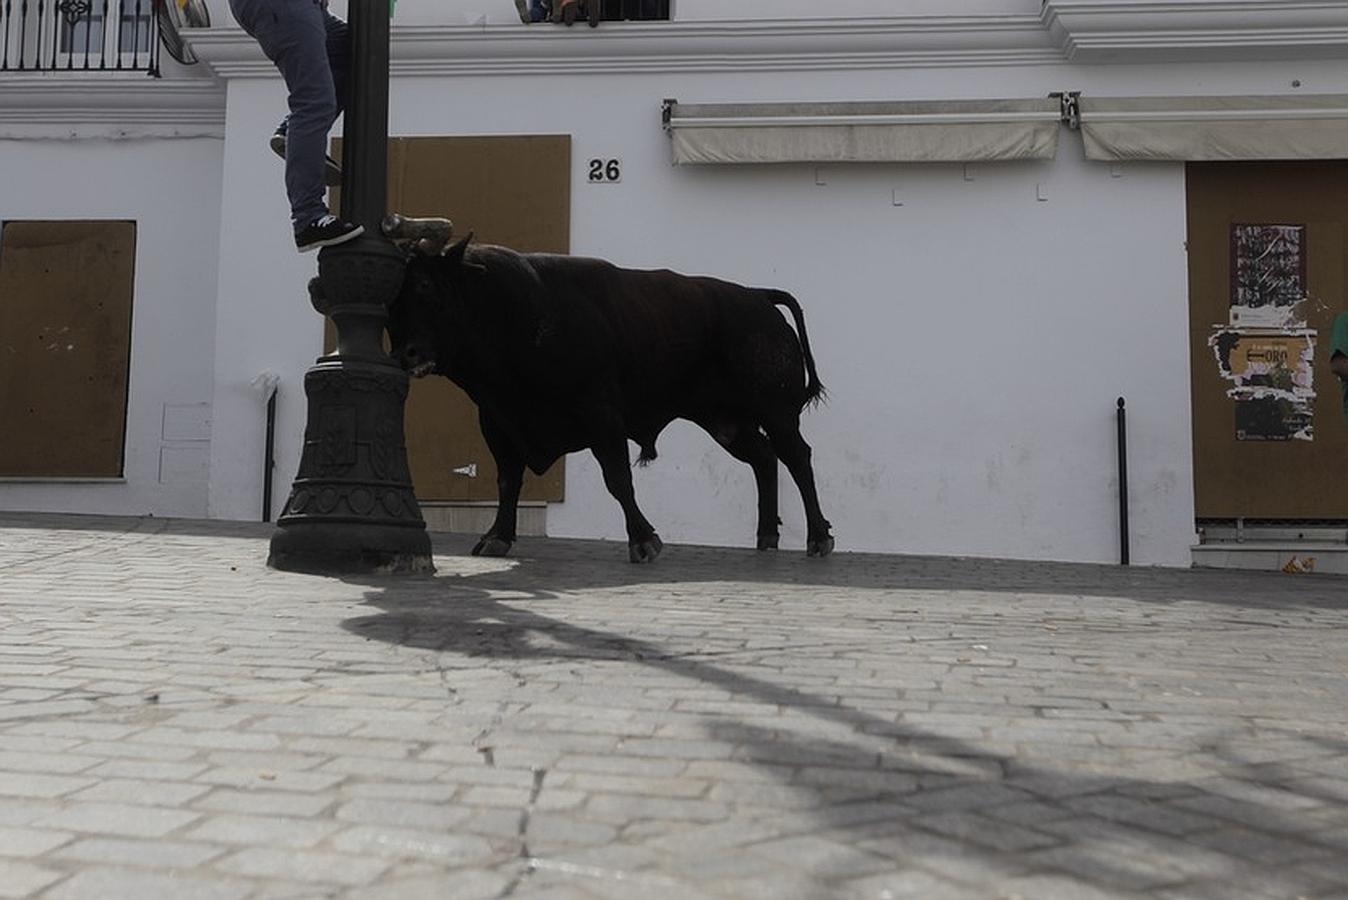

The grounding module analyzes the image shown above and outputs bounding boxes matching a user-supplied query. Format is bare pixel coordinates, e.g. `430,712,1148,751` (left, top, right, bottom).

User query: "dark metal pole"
262,387,276,523
1117,397,1130,566
268,0,433,574
342,0,388,230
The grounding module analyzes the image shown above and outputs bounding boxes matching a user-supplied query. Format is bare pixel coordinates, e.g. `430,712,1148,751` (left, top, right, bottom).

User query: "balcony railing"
596,0,669,21
1,0,160,74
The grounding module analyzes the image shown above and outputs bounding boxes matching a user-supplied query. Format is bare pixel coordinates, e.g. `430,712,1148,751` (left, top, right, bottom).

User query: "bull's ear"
442,232,473,266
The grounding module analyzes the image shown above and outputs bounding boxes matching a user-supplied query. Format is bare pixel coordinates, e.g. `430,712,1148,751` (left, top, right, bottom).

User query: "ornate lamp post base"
265,0,434,575
267,236,434,576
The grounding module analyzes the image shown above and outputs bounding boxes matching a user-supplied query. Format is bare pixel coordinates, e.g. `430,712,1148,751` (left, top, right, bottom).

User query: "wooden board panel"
327,135,570,502
0,221,136,477
1187,162,1348,519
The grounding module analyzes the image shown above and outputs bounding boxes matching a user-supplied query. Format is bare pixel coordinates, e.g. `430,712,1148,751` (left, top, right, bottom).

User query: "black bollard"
1117,397,1130,566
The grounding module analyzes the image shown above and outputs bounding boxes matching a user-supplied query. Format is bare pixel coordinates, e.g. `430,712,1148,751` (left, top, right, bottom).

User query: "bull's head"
386,233,474,378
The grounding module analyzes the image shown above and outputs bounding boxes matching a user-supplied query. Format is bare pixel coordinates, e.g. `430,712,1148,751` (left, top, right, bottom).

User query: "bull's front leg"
589,432,662,563
473,413,524,558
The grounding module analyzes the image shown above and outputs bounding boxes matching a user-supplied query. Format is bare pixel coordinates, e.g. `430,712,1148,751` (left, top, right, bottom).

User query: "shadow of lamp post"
267,0,434,575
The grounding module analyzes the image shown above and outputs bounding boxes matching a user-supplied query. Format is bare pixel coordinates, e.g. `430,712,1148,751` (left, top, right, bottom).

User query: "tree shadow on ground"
339,543,1348,899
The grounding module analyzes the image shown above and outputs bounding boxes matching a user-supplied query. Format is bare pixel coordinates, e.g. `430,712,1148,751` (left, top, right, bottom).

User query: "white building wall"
202,9,1348,566
368,65,1198,565
0,137,223,518
208,82,331,524
7,0,1348,564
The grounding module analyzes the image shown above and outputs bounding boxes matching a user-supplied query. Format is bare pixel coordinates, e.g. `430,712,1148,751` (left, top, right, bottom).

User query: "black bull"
386,235,833,562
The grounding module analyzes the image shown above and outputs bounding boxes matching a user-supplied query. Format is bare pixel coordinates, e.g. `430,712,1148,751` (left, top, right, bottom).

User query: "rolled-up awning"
1079,94,1348,162
664,99,1063,165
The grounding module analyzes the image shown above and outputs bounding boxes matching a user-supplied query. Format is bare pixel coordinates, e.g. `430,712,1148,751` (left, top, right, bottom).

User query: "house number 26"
588,158,622,184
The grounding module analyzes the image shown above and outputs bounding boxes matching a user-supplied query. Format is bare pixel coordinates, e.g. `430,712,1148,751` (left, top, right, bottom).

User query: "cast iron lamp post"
267,0,434,574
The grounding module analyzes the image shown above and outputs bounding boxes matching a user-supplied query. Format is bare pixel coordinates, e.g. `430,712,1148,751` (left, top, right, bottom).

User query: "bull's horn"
381,214,455,250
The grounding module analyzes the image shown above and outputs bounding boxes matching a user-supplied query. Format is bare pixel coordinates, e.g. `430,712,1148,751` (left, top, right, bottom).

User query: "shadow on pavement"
2,513,1345,894
336,539,1348,897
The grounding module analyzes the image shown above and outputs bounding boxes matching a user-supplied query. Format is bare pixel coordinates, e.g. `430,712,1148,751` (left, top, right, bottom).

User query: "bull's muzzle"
391,344,435,378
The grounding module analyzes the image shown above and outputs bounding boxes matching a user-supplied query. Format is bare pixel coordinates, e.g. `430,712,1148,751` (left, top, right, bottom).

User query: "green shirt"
1334,312,1348,422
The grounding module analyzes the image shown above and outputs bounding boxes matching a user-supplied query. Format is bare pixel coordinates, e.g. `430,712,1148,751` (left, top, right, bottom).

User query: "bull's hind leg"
590,432,662,563
703,421,781,550
764,417,833,557
474,413,524,557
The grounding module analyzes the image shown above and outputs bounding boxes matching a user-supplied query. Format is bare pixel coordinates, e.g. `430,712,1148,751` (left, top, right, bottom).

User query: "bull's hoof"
472,535,514,557
806,536,835,558
757,534,780,551
628,534,663,564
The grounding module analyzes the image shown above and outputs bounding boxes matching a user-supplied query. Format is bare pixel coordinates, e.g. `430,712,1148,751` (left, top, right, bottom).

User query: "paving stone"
329,825,498,864
192,788,335,817
193,767,345,793
85,760,211,781
0,826,73,858
341,781,459,802
43,866,252,900
33,803,201,838
70,778,211,806
52,837,225,867
997,873,1141,900
0,859,64,898
748,835,893,879
913,810,1061,852
183,814,343,849
213,847,390,885
561,772,709,799
335,798,473,830
843,869,977,900
0,700,98,722
337,871,512,900
0,802,57,829
0,773,94,799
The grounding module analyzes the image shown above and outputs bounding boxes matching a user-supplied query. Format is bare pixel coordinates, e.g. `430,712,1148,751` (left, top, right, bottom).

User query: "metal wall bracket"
1053,91,1083,131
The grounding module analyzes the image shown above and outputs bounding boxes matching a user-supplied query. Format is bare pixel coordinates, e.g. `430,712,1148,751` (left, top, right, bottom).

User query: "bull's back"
530,256,806,409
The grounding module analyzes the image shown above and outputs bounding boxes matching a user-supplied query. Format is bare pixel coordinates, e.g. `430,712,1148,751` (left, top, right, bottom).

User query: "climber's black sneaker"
295,215,364,253
271,121,344,187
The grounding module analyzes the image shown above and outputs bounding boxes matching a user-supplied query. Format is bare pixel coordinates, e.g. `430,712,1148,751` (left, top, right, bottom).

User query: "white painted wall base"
421,503,547,538
1191,543,1348,575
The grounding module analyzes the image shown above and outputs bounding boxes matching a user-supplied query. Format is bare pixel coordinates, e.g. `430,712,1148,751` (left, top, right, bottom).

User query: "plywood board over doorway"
326,135,571,503
1187,162,1348,519
0,220,136,478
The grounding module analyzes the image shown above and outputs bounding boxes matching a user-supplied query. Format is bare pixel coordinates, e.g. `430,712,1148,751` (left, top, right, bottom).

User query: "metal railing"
596,0,669,21
1,0,160,74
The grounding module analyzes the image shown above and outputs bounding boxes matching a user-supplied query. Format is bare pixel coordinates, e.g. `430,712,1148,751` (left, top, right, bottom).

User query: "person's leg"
235,0,335,230
268,11,344,187
324,9,349,118
276,5,337,231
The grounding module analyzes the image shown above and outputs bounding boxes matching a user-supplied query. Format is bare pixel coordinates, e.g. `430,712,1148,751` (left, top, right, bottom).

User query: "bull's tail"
769,290,825,406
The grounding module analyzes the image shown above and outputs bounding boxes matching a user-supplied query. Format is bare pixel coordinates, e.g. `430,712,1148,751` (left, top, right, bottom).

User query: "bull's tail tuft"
636,443,659,467
769,290,826,407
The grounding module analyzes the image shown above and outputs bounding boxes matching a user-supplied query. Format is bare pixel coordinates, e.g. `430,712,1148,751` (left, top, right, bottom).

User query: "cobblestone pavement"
0,513,1346,900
